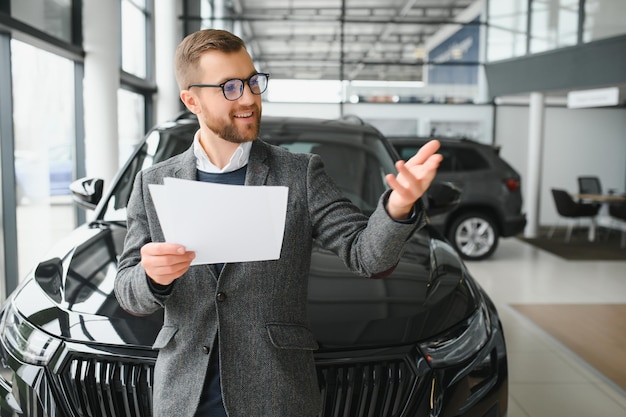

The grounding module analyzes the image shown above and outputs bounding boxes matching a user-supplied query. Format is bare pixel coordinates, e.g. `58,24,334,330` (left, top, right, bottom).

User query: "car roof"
168,111,384,137
387,136,501,153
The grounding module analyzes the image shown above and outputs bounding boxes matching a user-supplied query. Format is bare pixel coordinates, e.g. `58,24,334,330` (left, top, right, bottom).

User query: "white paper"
148,177,288,265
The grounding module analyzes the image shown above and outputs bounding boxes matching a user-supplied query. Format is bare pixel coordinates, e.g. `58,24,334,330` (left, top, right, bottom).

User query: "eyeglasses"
187,73,270,101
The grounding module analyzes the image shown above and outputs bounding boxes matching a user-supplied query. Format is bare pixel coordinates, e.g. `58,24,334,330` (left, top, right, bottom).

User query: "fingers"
405,139,441,167
142,242,188,256
389,159,420,192
392,153,442,189
385,146,443,219
385,168,420,219
141,242,196,286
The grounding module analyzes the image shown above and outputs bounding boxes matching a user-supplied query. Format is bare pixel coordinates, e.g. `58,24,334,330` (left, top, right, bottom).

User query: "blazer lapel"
245,140,270,186
173,146,198,181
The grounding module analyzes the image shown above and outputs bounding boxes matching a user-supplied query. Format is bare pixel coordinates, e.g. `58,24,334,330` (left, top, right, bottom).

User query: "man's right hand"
140,242,195,285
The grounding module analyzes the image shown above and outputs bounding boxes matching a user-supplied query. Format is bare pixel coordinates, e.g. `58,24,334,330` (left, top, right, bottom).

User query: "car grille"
58,357,154,417
56,355,417,417
316,358,418,417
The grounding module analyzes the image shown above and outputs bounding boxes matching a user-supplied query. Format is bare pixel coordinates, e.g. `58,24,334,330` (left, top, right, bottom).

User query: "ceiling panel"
219,0,480,81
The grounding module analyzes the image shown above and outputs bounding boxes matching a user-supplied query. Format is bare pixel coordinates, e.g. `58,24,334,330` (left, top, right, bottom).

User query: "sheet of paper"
148,178,288,265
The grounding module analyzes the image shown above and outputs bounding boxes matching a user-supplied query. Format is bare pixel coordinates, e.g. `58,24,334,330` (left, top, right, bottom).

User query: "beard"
201,105,261,144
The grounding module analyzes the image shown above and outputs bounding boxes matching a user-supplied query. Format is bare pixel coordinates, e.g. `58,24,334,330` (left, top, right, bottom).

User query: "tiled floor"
466,238,626,417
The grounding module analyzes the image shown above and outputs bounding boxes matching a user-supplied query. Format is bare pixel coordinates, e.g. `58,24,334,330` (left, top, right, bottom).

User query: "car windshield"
101,119,396,221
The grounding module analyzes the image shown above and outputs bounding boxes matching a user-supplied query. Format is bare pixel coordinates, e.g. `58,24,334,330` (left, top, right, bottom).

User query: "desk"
574,194,626,203
572,194,626,241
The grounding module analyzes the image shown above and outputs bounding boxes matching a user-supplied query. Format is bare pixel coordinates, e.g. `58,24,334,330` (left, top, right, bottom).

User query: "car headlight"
419,307,489,367
0,301,61,366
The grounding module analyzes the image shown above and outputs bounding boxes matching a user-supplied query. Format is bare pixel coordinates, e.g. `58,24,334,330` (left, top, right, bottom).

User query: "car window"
276,140,390,213
453,148,489,171
103,128,193,220
395,143,457,172
101,121,395,220
266,130,394,214
394,142,490,173
395,145,421,162
435,148,455,172
436,147,489,173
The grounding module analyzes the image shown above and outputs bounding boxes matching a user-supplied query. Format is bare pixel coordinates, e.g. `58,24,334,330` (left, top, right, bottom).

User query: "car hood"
10,223,478,351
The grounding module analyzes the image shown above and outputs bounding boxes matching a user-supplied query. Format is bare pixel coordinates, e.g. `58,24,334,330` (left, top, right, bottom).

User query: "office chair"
549,188,599,242
577,176,602,215
577,176,602,195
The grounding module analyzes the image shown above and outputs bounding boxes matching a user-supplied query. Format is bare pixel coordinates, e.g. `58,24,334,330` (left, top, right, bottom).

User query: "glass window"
104,129,194,221
530,0,579,53
396,146,422,163
10,0,73,43
584,0,626,42
118,89,146,166
436,148,455,172
121,0,148,78
454,148,490,171
487,27,528,61
487,0,529,61
11,40,76,279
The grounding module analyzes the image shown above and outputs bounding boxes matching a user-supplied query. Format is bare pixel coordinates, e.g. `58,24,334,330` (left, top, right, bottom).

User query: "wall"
495,105,626,224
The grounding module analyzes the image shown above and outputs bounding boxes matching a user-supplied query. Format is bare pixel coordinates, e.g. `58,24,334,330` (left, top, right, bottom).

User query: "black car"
0,113,508,417
390,136,526,261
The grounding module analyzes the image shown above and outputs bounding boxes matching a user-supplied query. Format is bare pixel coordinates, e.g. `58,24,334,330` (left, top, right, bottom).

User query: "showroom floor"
466,238,626,417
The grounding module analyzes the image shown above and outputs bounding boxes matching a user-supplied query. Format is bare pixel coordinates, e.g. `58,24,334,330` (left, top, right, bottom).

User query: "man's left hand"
385,139,443,220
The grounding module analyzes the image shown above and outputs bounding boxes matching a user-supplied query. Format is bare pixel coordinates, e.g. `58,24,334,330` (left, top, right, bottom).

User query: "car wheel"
448,212,499,260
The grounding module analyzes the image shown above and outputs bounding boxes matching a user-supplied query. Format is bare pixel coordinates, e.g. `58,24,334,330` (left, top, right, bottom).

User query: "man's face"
185,48,262,144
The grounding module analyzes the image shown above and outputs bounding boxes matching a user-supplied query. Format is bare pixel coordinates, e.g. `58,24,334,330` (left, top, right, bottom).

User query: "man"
115,29,442,417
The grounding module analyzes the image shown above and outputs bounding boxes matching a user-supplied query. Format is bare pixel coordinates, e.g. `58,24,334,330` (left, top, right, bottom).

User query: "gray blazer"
114,139,424,417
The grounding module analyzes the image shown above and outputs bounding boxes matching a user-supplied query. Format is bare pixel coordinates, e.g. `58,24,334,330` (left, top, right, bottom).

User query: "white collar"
193,130,252,173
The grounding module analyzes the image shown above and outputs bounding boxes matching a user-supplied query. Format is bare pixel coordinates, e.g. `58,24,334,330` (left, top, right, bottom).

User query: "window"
10,0,74,43
583,0,626,42
454,148,490,171
530,0,579,53
119,0,155,164
121,0,148,78
435,147,489,172
397,146,422,163
488,0,626,59
118,88,146,165
11,40,76,278
104,129,193,220
487,0,529,61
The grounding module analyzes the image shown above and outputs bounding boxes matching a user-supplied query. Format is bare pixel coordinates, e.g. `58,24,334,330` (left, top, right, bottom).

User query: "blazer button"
202,346,210,354
216,292,227,302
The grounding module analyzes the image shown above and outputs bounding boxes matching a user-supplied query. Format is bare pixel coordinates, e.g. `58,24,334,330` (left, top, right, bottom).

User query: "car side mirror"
70,177,104,210
34,257,64,303
425,182,461,217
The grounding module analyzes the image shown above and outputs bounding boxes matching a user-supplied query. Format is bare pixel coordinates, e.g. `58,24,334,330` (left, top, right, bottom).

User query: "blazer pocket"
266,323,319,350
152,325,179,350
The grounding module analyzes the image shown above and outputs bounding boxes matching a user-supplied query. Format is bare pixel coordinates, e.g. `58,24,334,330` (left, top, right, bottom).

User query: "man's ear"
180,90,201,114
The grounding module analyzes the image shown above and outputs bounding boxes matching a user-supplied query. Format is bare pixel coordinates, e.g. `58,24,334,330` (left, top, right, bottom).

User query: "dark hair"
174,29,246,90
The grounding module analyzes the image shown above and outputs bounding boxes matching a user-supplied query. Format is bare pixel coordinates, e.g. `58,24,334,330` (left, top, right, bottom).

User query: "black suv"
0,114,508,417
390,137,526,261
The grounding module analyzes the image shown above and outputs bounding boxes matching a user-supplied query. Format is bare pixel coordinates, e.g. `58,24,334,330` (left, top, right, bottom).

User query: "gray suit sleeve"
306,154,425,277
114,171,169,315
